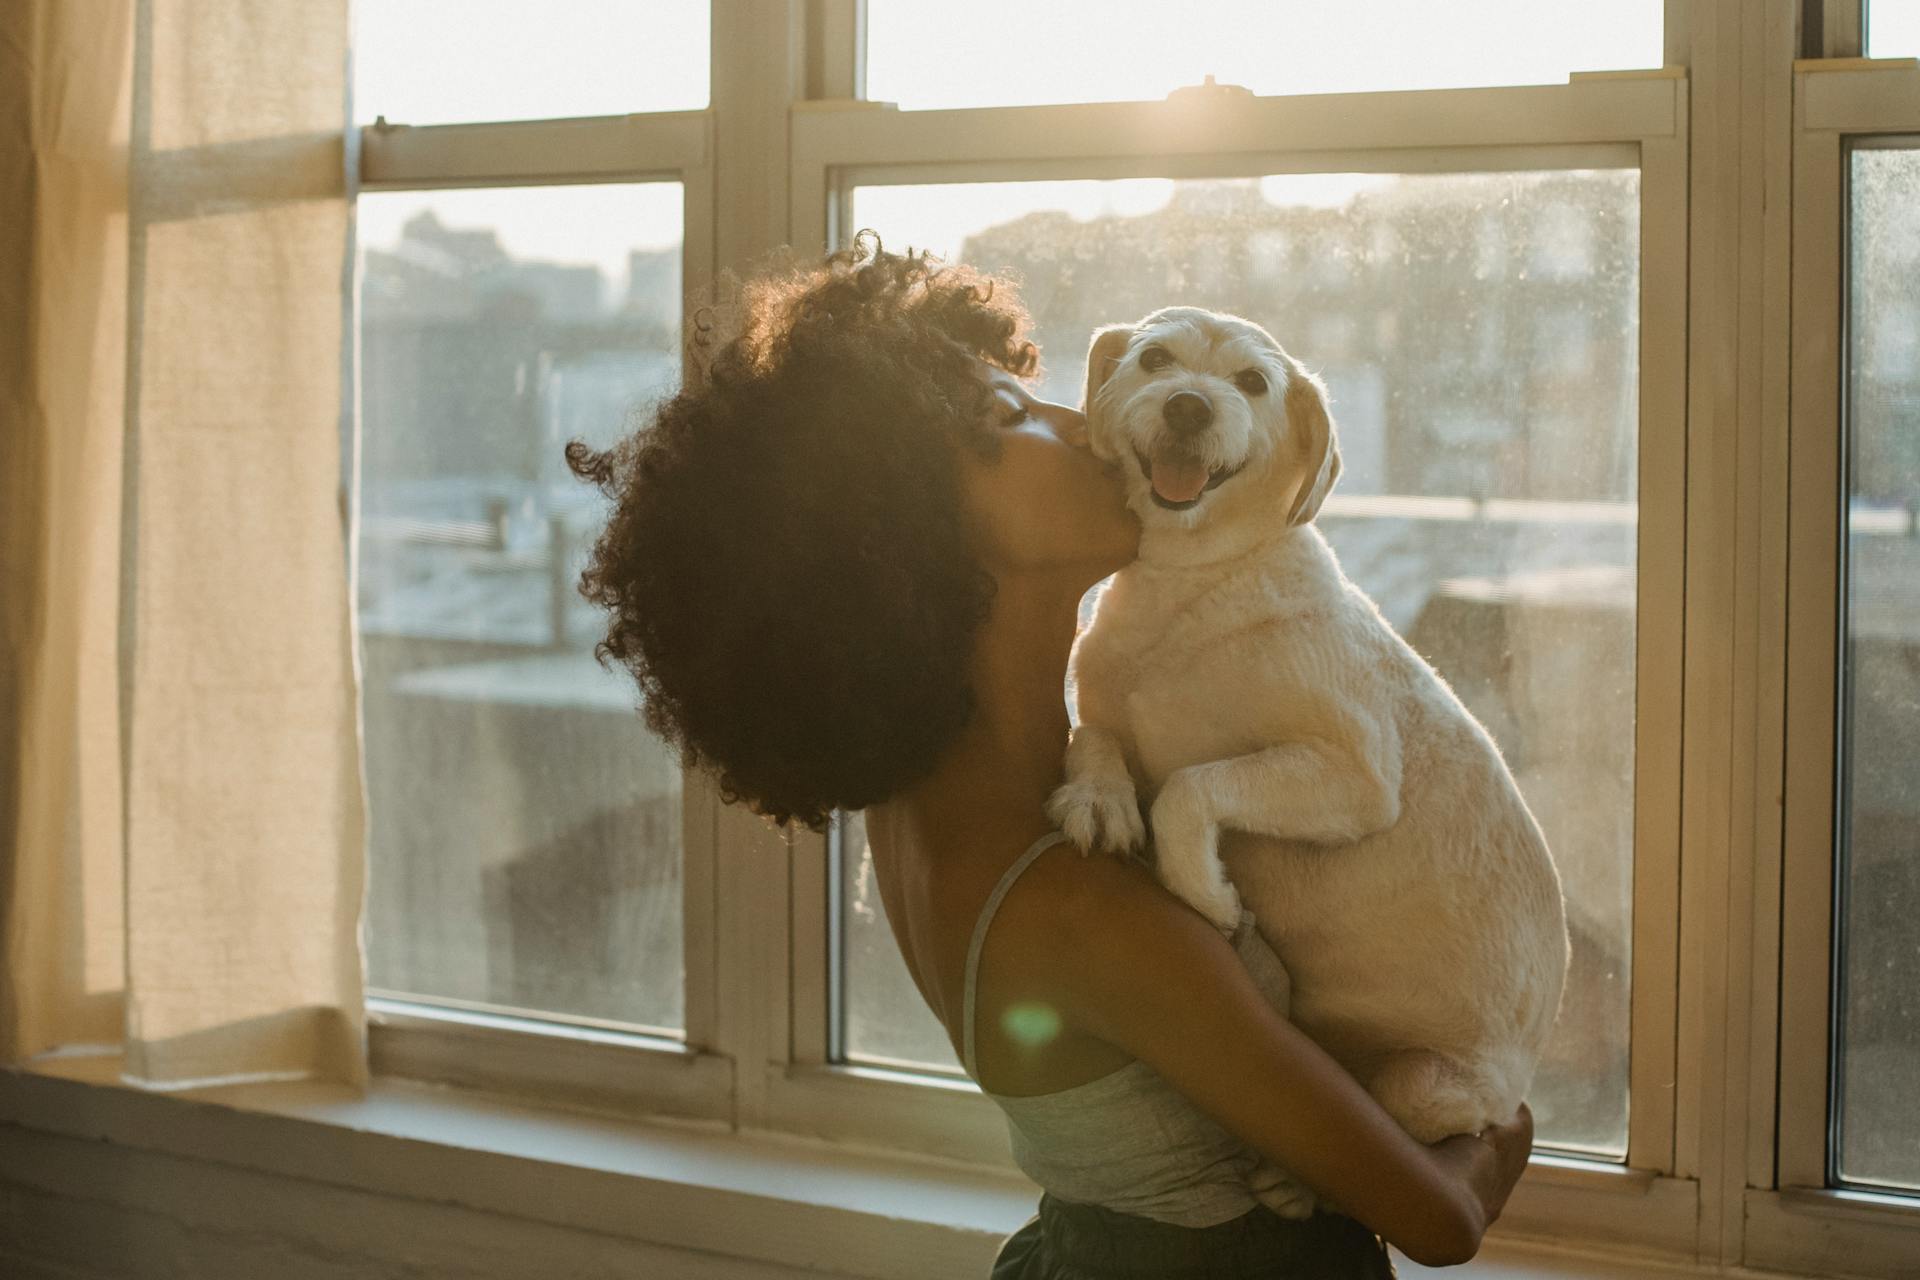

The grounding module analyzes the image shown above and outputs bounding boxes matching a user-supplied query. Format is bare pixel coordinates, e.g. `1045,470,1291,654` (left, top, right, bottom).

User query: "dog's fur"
1050,307,1569,1211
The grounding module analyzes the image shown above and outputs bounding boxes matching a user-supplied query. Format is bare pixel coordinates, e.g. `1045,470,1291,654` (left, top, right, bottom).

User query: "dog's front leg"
1047,724,1146,857
1147,769,1243,931
1151,723,1403,931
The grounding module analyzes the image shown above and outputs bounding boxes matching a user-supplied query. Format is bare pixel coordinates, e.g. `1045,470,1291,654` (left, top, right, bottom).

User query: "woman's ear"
1283,359,1342,526
1082,324,1135,420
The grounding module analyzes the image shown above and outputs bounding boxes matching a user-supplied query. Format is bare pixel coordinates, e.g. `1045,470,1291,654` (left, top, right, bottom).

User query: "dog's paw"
1249,1161,1317,1220
1047,777,1146,856
1187,877,1243,935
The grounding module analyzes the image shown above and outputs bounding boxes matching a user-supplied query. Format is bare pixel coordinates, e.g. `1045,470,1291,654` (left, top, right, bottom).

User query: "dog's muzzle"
1134,391,1244,510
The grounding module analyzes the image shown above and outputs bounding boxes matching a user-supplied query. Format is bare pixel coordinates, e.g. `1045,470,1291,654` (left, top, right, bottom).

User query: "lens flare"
1002,1001,1063,1049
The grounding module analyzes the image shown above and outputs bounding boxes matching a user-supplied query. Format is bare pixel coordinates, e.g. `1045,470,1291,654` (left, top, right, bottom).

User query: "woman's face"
958,362,1141,582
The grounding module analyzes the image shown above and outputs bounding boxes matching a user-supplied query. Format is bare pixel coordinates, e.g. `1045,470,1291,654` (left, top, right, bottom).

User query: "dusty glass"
1834,145,1920,1193
356,183,686,1032
352,0,709,125
866,0,1662,111
839,170,1641,1158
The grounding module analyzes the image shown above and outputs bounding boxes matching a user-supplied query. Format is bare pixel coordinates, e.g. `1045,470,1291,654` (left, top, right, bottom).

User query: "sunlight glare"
1870,0,1920,57
352,0,709,125
868,0,1665,110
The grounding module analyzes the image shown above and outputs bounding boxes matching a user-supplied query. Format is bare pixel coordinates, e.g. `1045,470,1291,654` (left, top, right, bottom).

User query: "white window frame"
1746,49,1920,1278
351,105,732,1126
767,56,1698,1254
344,3,1920,1273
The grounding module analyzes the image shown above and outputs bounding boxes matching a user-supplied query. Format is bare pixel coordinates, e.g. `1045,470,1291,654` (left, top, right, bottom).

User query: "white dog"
1049,307,1569,1207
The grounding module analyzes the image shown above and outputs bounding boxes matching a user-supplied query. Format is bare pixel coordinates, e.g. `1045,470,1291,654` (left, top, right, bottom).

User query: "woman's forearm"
1051,853,1530,1264
1229,1035,1493,1265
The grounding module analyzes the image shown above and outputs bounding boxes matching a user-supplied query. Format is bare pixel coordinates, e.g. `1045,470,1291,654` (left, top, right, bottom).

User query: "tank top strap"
962,829,1073,1080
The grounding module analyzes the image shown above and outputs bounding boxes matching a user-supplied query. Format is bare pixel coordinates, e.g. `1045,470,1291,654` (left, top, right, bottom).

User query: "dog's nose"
1163,390,1214,436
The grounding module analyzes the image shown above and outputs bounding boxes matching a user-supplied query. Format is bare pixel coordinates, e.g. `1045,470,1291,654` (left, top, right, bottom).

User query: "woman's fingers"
1476,1103,1535,1225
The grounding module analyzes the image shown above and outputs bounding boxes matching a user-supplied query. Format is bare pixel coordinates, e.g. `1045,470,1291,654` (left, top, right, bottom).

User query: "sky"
350,1,1668,285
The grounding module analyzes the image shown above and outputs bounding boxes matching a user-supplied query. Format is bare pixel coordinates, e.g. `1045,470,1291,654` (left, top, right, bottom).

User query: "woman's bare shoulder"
989,844,1252,1026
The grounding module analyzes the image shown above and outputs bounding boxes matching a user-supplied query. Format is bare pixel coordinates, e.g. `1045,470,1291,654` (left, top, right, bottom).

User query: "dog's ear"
1082,324,1135,421
1283,359,1341,526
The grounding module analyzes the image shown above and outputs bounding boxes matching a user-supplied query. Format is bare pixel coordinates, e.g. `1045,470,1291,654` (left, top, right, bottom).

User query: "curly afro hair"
568,234,1038,832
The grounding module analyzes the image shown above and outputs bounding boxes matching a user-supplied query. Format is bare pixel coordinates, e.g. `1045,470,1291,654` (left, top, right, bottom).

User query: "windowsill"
0,1052,1764,1279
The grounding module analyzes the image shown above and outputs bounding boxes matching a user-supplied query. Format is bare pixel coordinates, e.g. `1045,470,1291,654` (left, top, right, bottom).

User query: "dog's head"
1082,307,1340,532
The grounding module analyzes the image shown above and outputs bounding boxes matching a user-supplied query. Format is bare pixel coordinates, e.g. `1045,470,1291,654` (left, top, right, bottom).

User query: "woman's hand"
1428,1103,1534,1245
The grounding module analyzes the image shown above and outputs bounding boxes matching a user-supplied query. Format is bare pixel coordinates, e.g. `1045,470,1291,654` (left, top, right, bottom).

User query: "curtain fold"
2,0,366,1089
1,0,135,1065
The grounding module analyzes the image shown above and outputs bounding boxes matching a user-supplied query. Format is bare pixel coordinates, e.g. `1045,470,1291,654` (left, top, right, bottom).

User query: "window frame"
771,68,1694,1246
1751,51,1920,1277
351,106,730,1125
340,3,1920,1274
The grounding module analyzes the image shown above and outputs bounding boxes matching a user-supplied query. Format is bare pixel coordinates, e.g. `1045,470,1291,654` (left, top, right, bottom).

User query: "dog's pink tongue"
1151,453,1211,504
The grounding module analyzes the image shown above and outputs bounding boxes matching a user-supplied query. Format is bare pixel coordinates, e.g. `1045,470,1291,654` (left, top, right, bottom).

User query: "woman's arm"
1007,849,1532,1267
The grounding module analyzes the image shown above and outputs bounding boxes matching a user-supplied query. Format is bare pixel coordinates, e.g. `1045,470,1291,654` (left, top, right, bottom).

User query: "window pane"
843,170,1639,1157
353,1,709,125
866,0,1662,111
1869,0,1920,57
356,183,685,1032
1836,145,1920,1193
838,812,963,1070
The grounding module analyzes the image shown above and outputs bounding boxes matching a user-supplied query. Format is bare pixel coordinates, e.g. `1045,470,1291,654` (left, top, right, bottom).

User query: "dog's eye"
1234,369,1269,395
1138,346,1173,372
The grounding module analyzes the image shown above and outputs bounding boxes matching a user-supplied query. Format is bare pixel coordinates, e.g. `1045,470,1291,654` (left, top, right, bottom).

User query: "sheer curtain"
1,0,366,1088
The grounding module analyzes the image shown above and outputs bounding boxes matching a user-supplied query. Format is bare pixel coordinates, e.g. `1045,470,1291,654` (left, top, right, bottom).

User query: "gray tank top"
962,830,1295,1228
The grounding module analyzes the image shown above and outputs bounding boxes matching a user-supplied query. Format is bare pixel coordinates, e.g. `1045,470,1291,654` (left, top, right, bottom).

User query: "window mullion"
1821,0,1867,58
1627,99,1688,1178
706,0,804,1133
805,0,865,101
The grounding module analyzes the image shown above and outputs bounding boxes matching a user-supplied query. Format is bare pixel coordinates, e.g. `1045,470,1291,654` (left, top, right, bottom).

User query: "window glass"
1868,0,1920,57
866,0,1663,111
840,169,1640,1159
355,183,686,1032
352,0,709,125
1836,144,1920,1193
838,812,961,1070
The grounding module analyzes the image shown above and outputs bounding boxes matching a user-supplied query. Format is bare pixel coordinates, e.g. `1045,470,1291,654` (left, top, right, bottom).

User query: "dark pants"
992,1194,1398,1280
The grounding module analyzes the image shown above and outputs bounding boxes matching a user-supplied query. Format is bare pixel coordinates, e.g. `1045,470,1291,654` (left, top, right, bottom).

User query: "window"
1868,0,1920,57
837,810,958,1069
1834,142,1920,1194
349,8,715,1068
357,183,688,1032
340,7,1920,1275
838,169,1642,1157
1772,46,1920,1277
789,50,1690,1196
352,0,709,123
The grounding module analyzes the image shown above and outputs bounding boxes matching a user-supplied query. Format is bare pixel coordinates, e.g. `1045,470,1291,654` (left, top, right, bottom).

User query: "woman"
571,236,1532,1277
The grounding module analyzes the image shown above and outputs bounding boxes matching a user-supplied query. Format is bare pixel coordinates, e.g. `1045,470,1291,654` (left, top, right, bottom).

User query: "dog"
1048,307,1569,1213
